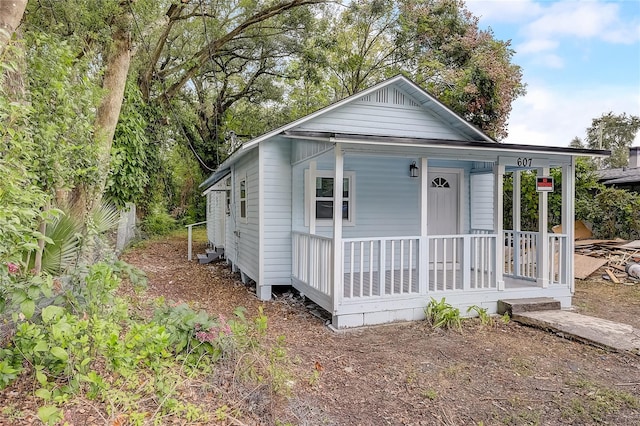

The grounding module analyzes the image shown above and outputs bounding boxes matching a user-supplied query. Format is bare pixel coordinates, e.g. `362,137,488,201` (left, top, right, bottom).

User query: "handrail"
186,221,207,261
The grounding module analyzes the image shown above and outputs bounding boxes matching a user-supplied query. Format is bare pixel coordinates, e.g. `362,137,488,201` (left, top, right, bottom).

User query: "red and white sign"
536,176,554,192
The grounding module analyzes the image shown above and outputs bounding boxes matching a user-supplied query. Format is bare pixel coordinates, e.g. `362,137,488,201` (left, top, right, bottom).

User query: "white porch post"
562,159,576,292
537,167,550,288
494,163,505,290
331,144,344,321
512,170,522,277
513,171,521,232
419,157,429,294
308,161,317,235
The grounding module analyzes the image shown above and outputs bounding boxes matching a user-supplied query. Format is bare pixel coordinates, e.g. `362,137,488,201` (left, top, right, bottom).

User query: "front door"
428,171,459,234
428,170,460,268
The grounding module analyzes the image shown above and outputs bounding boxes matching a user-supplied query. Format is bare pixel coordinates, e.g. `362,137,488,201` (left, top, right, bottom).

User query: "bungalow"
199,75,608,328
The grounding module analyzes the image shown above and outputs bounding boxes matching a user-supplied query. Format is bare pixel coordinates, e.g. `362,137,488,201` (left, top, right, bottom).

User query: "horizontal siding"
206,192,215,244
293,153,475,237
226,171,237,264
207,190,226,247
262,140,293,285
234,149,259,282
470,173,494,231
296,103,467,140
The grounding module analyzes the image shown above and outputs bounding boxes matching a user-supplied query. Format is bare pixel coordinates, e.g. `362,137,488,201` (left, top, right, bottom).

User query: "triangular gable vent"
359,87,420,108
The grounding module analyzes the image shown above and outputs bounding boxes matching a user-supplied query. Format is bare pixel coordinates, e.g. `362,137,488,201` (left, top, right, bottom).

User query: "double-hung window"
307,170,355,225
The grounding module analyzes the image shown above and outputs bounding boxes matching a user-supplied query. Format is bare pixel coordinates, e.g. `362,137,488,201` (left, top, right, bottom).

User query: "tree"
137,0,325,173
0,0,27,55
288,0,525,141
585,112,640,169
325,0,402,97
399,0,525,140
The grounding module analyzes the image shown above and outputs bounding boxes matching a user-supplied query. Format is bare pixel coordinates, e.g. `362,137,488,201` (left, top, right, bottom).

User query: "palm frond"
40,212,82,275
90,201,121,234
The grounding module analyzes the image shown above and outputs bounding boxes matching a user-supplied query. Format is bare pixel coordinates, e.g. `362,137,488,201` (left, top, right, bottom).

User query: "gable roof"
243,75,496,150
201,75,610,190
200,76,494,189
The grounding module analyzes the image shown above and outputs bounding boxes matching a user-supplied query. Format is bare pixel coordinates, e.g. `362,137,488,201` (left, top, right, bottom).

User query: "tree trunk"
70,5,133,216
33,214,47,275
0,0,27,56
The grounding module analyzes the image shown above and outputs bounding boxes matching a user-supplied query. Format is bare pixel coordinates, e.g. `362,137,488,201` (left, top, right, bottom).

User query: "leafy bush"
0,259,285,425
425,297,462,331
141,209,177,236
577,187,640,240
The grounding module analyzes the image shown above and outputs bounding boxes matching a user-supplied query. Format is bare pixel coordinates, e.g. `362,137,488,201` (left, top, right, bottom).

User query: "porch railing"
549,234,568,285
342,237,421,298
185,221,207,261
503,230,538,281
291,231,569,308
291,232,333,299
428,234,497,292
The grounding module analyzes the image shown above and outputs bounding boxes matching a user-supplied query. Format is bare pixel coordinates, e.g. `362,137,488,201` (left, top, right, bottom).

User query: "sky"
464,0,640,147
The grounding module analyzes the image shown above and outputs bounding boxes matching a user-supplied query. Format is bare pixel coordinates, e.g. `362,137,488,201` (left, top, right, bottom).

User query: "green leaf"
37,405,61,424
50,347,68,362
35,388,51,400
20,299,35,319
36,369,48,385
41,305,64,323
34,341,48,352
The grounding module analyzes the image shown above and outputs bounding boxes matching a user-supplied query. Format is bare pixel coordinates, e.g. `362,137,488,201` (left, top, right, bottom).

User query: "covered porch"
288,134,586,328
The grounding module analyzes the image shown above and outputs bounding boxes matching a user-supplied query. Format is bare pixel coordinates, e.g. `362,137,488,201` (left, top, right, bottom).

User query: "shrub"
578,187,640,239
142,209,177,236
0,259,285,425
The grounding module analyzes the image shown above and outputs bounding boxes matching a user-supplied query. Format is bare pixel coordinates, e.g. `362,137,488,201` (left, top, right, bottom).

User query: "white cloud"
517,39,558,54
468,1,640,65
524,1,619,40
504,83,640,147
465,0,541,23
537,53,564,69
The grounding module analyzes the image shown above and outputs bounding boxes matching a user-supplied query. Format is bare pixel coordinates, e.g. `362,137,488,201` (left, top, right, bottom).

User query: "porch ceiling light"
410,161,419,178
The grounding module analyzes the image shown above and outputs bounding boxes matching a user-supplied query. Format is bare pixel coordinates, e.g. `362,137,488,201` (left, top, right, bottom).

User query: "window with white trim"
307,170,355,225
239,178,247,219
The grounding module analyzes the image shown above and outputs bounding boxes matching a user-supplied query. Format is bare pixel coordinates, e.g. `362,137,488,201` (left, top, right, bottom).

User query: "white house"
200,75,608,328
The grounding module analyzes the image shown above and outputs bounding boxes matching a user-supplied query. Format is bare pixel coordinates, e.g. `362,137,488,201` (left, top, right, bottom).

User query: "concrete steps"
497,297,561,316
498,297,640,354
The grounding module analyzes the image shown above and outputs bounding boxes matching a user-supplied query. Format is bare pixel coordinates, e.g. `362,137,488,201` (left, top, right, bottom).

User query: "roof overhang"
199,167,231,192
283,131,611,158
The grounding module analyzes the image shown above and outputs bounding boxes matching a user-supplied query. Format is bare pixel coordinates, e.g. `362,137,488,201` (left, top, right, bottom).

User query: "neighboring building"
597,147,640,193
200,75,608,329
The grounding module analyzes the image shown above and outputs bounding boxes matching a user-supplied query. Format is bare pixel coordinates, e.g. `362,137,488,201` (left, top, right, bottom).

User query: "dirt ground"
120,232,640,425
1,231,639,425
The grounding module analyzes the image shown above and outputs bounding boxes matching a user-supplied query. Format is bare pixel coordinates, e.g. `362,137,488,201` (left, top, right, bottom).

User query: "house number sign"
516,157,533,167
